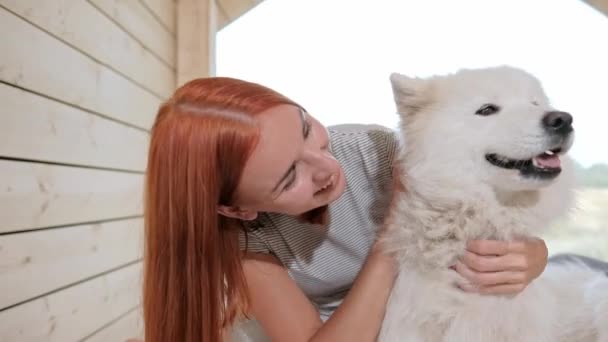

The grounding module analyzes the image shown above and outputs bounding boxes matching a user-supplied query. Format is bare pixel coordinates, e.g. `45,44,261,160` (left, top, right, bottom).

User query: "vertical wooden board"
177,0,216,85
0,0,175,98
141,0,176,35
0,160,143,233
83,307,144,342
0,263,142,342
0,218,143,309
0,8,159,130
89,0,176,68
0,84,149,172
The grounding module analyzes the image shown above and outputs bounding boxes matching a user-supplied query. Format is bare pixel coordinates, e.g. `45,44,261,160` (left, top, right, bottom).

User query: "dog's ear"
389,72,431,116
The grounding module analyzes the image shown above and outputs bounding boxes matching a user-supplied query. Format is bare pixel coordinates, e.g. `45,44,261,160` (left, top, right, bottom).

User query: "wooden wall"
0,0,176,340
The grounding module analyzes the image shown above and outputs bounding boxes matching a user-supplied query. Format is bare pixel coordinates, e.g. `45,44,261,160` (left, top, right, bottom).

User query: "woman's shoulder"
328,123,396,137
328,123,399,167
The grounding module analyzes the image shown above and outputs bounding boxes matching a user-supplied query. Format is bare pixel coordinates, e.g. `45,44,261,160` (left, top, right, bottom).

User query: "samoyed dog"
379,66,608,342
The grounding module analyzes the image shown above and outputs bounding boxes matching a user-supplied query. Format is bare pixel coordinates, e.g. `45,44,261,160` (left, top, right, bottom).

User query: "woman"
142,77,551,342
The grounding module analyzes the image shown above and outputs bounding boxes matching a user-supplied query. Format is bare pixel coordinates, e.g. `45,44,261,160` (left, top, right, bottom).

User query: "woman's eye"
283,172,296,191
304,120,312,138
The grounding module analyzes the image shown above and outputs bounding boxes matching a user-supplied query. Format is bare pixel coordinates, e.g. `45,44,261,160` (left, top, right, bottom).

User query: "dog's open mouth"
485,148,563,179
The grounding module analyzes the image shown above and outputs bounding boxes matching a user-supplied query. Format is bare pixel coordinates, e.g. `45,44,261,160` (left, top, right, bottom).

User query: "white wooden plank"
177,0,216,85
0,262,142,342
0,84,149,172
90,0,176,68
141,0,176,35
0,160,143,233
0,0,175,98
83,307,144,342
0,218,143,309
0,8,159,130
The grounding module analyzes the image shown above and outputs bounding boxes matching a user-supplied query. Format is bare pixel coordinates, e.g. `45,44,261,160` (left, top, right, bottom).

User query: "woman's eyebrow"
300,108,310,139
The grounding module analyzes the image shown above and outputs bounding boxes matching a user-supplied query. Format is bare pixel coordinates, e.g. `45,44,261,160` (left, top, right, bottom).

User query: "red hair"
142,77,319,342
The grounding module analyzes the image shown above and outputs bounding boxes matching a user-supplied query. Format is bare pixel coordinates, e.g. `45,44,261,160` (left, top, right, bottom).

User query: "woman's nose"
303,149,334,183
312,168,332,184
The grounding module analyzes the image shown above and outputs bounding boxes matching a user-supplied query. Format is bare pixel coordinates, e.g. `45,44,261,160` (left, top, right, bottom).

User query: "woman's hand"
453,238,548,295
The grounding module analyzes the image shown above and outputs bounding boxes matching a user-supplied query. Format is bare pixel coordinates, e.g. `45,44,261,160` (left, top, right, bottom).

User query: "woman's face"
224,104,346,219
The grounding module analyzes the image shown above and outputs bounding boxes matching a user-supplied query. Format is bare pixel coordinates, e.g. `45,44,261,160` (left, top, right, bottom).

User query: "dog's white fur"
379,66,608,342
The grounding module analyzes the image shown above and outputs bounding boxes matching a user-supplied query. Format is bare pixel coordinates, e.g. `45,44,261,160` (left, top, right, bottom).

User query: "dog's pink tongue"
535,154,561,168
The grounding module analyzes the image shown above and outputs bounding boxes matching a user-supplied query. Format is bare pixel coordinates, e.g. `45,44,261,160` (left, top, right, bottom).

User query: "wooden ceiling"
582,0,608,17
215,0,608,31
216,0,264,30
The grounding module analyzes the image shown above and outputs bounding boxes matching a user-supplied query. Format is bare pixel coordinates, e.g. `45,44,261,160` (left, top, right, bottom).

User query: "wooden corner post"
176,0,217,87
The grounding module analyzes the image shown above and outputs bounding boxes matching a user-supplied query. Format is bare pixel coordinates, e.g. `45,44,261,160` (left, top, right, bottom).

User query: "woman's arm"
309,242,395,341
243,166,402,341
242,242,396,342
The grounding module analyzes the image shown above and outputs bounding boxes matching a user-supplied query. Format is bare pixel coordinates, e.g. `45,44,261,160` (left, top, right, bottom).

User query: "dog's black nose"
542,111,573,135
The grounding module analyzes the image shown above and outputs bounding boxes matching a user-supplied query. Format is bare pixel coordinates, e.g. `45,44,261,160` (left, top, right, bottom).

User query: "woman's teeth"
317,175,335,194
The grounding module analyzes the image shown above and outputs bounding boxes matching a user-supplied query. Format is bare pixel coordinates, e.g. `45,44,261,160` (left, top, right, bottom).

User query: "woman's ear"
217,205,258,221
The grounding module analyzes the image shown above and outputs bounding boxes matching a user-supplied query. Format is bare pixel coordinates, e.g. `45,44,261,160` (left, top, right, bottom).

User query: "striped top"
239,124,398,319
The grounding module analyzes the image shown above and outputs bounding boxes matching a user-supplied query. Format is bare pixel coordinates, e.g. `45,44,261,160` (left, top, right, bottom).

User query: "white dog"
379,66,608,342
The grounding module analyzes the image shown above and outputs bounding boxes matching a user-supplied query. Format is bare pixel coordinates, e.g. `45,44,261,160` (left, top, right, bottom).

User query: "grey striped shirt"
239,124,398,319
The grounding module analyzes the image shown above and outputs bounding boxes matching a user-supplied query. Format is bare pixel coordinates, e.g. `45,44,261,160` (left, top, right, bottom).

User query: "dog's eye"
475,104,500,116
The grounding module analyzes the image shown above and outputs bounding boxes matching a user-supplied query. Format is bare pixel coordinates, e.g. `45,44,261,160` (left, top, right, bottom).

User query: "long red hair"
143,77,303,342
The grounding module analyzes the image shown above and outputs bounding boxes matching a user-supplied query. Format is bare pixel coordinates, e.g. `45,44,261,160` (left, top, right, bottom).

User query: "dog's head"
390,66,575,192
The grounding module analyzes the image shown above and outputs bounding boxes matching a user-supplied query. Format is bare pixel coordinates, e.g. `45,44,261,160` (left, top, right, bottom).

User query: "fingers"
477,283,527,295
459,282,527,295
466,240,508,256
455,260,527,287
455,239,542,296
466,239,526,256
461,250,528,272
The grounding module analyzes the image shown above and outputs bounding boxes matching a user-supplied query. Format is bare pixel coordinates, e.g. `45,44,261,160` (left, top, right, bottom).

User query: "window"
217,0,608,260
